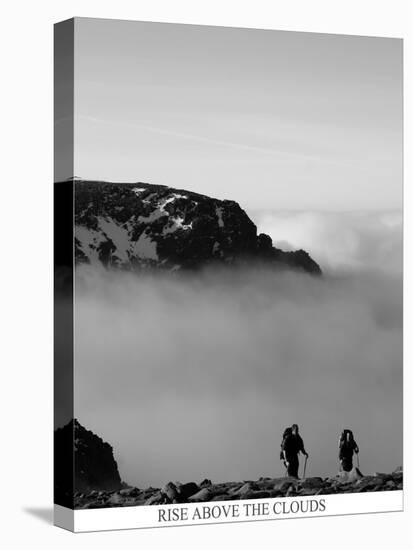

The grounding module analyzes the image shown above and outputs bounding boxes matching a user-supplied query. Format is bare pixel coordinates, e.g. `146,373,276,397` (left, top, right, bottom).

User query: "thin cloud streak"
77,115,343,164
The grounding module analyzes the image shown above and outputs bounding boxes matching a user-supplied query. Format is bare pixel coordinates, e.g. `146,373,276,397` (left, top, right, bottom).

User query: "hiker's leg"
342,456,352,472
286,456,294,477
289,455,299,478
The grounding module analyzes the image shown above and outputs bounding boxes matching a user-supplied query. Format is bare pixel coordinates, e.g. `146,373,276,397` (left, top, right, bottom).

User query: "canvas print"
54,18,403,531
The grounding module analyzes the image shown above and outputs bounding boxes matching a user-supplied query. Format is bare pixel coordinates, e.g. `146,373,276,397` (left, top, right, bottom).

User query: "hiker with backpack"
338,429,359,472
280,424,309,478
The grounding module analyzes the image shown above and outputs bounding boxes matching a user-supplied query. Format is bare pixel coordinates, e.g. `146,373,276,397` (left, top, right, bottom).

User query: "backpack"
282,428,291,440
340,429,353,442
281,428,297,455
339,429,355,455
280,428,292,459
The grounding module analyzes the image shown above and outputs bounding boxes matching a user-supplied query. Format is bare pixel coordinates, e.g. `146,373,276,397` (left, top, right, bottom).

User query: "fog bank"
74,217,402,486
252,210,402,276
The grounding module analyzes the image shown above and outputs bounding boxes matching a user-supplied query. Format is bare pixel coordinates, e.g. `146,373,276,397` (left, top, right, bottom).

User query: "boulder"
108,493,124,506
299,477,324,489
352,476,384,493
374,473,392,482
235,482,259,496
119,487,140,497
210,494,232,501
273,478,297,493
286,485,298,497
178,482,200,500
334,468,363,484
188,488,213,502
200,478,212,487
161,482,179,501
145,492,164,505
391,468,403,482
227,484,243,495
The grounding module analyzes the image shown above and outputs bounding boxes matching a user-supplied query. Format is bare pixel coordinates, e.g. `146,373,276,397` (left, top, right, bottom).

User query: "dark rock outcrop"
74,468,403,509
73,180,321,275
54,419,122,508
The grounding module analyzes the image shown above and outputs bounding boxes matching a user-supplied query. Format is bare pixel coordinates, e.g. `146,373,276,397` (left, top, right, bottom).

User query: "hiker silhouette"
338,429,359,472
280,424,308,478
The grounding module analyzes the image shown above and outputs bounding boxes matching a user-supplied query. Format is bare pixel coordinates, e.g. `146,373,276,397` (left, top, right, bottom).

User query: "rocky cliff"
74,180,321,274
54,419,123,507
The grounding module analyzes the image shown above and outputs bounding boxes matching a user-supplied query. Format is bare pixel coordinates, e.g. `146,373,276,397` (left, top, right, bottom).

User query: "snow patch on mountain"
98,217,131,263
212,241,221,255
137,209,166,224
75,225,106,263
216,206,224,228
163,216,193,235
132,231,158,260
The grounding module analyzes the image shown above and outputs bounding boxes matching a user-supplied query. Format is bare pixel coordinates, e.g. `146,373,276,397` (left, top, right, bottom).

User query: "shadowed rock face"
74,180,321,274
54,419,122,508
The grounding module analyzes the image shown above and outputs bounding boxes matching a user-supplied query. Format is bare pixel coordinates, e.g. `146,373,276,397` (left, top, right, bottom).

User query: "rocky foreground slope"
55,420,401,509
74,468,403,510
74,180,321,274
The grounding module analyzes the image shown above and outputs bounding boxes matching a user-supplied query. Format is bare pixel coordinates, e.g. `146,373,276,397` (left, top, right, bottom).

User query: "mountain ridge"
72,179,322,274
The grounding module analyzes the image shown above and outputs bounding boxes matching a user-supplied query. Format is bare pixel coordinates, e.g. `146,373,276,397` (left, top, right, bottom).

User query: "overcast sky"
74,18,402,211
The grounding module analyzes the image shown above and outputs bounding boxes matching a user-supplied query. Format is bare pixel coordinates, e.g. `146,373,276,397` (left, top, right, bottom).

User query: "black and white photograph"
3,0,413,546
54,16,403,525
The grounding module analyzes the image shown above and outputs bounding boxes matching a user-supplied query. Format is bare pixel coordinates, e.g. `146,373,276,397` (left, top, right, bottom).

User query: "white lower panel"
54,490,403,533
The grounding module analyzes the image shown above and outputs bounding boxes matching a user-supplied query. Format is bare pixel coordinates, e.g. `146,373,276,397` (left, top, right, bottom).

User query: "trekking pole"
303,455,308,479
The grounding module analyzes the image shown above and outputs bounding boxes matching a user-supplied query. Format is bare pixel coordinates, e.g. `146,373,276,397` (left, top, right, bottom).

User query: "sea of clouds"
252,209,402,276
73,210,402,487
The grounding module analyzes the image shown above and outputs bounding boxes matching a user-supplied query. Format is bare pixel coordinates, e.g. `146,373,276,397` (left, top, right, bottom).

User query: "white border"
54,491,403,533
